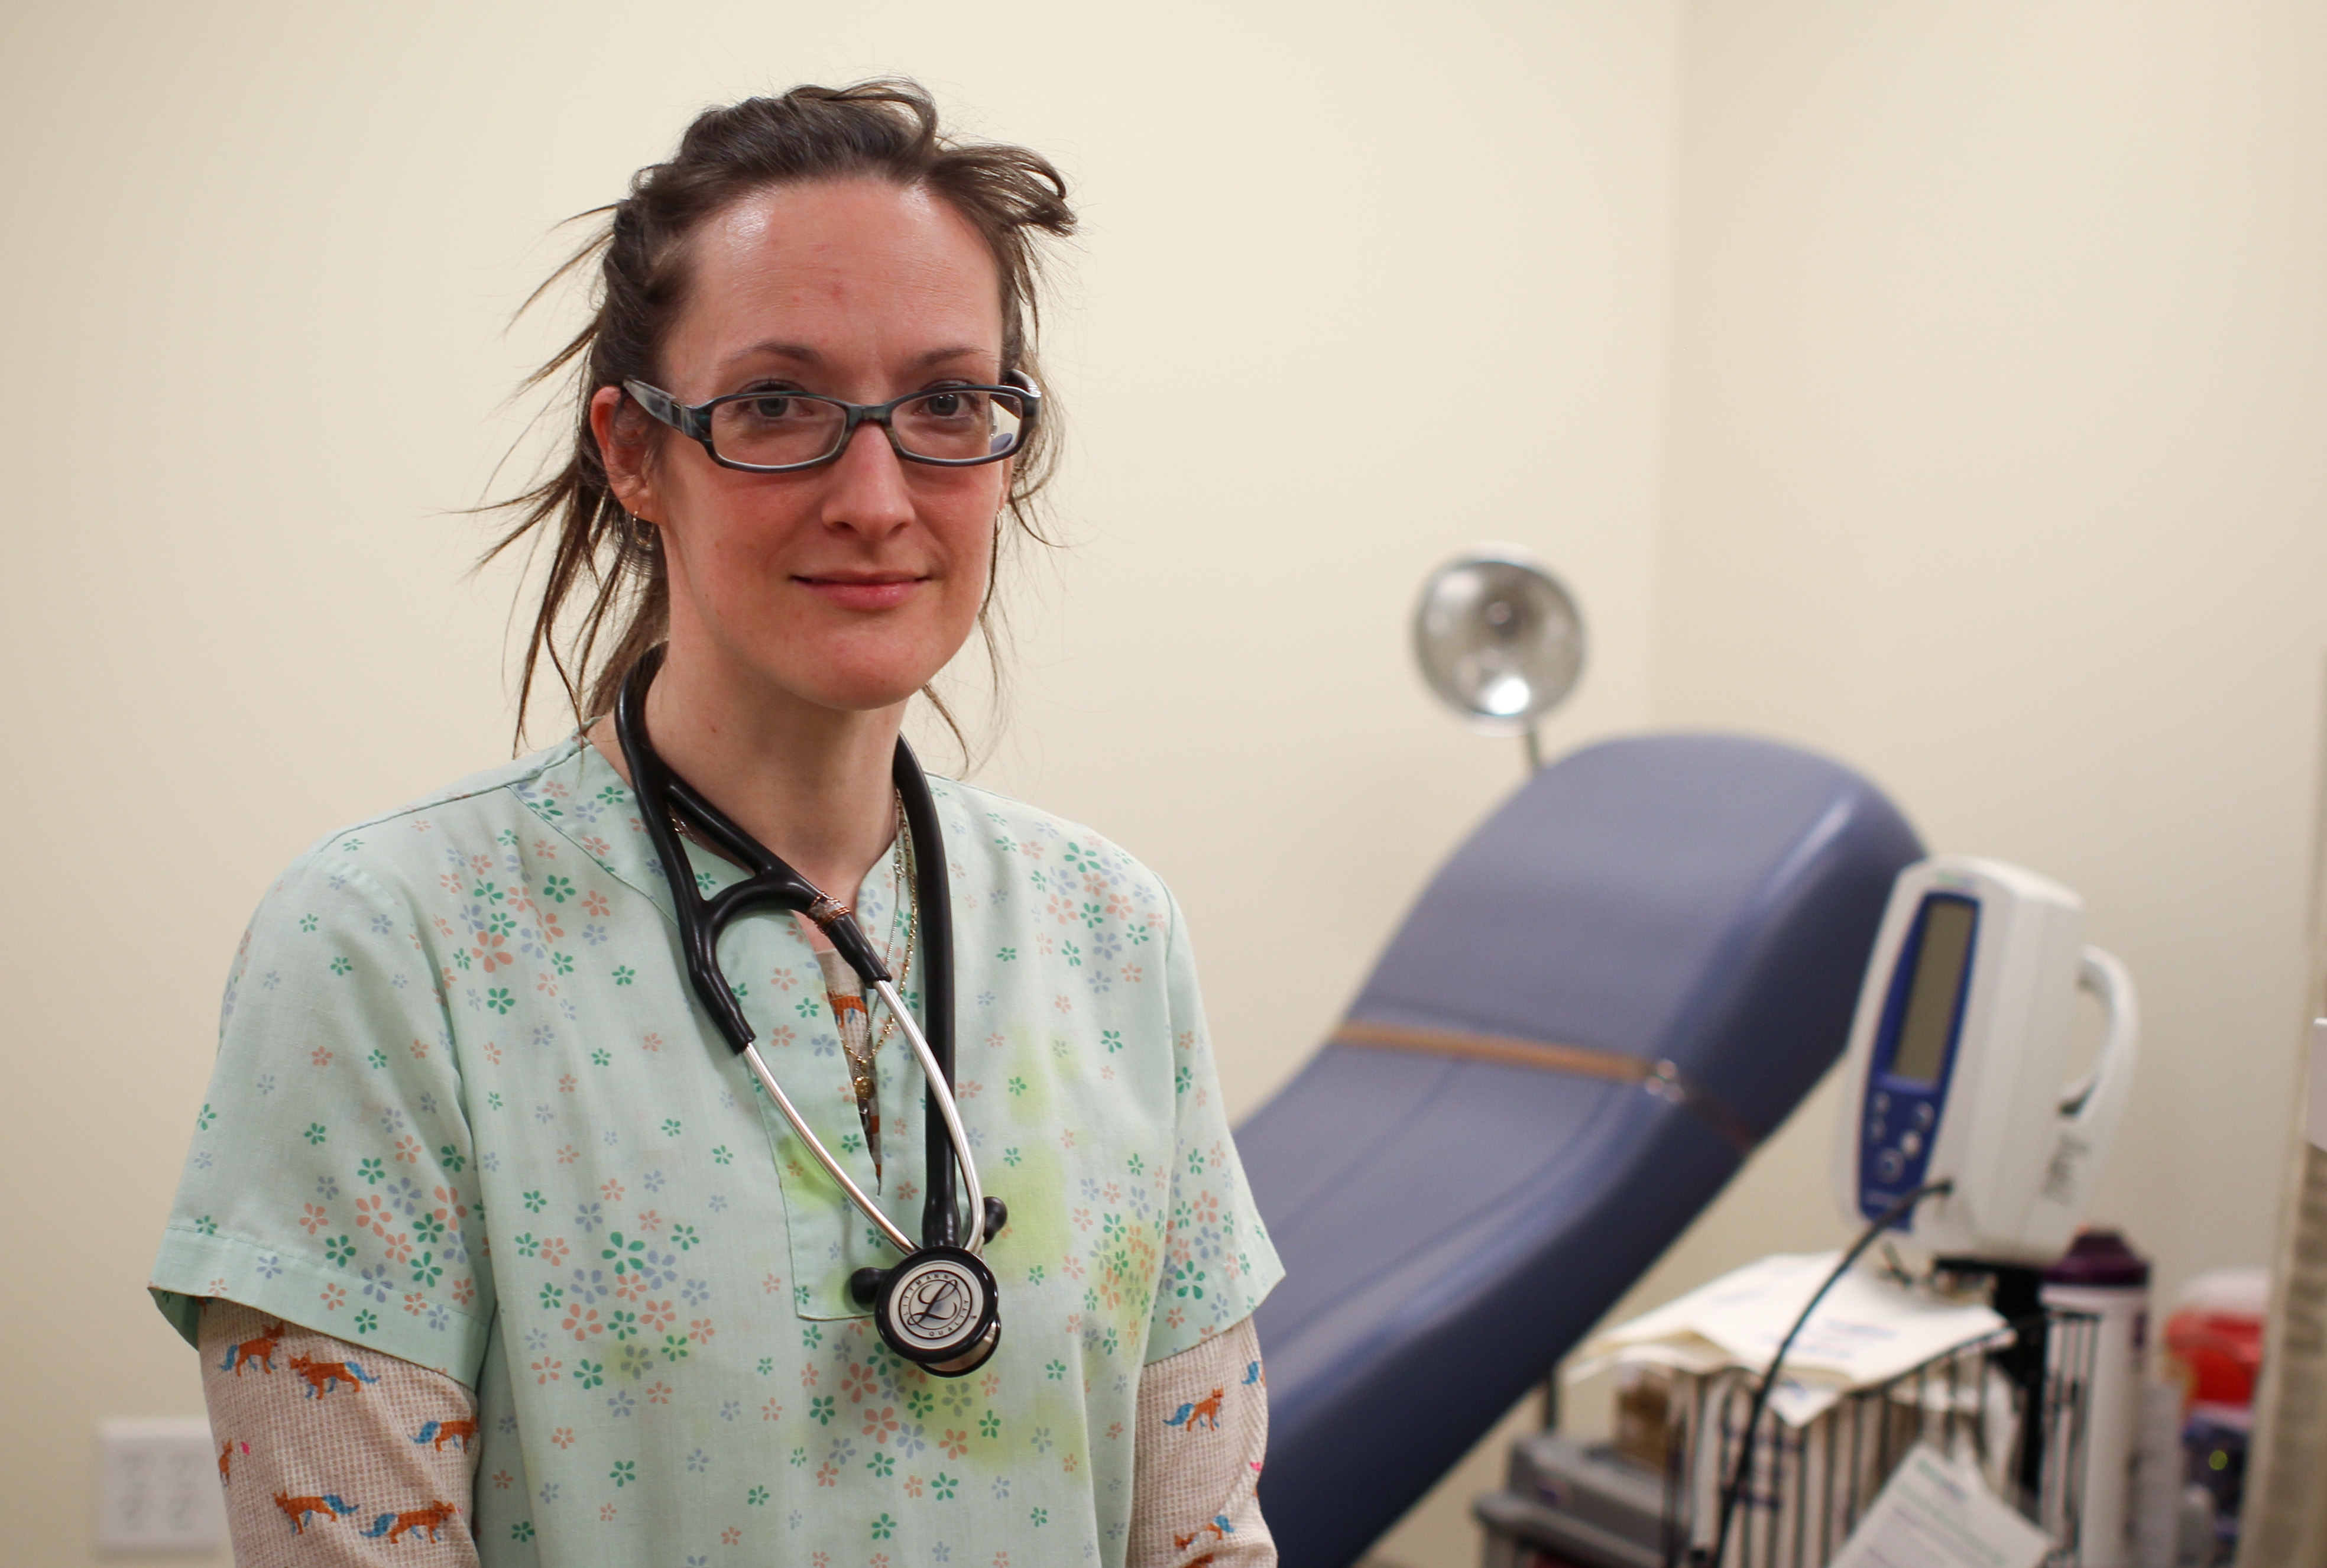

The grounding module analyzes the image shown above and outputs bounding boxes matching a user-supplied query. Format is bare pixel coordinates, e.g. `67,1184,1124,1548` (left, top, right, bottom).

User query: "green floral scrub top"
153,736,1283,1567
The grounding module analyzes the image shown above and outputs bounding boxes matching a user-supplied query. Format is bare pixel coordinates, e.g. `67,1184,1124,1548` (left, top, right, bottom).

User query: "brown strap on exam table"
1328,1019,1761,1156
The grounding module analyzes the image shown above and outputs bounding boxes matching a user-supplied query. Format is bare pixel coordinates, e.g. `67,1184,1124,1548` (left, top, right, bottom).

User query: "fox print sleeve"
1129,1316,1273,1567
202,1299,482,1566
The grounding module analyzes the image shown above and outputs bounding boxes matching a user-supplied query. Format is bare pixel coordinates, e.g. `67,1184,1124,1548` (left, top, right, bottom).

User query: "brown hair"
485,79,1075,748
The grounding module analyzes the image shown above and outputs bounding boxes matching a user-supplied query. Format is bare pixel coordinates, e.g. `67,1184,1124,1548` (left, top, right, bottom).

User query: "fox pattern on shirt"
205,1300,1273,1566
202,1300,482,1567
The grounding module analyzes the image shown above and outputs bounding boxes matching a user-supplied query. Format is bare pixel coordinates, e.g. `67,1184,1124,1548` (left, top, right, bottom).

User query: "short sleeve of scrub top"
1143,888,1272,1365
152,814,498,1383
153,737,1283,1568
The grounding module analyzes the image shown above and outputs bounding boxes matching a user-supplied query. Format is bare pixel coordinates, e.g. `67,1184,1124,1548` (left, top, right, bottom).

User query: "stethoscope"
616,647,1005,1376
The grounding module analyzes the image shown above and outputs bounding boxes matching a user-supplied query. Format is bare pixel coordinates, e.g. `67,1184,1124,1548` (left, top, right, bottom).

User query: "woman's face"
594,179,1010,717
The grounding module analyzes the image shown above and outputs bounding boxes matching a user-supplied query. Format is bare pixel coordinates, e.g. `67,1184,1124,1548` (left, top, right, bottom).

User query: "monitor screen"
1888,897,1976,1086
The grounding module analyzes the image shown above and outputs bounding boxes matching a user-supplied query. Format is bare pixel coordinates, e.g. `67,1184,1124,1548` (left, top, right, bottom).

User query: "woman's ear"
589,385,659,522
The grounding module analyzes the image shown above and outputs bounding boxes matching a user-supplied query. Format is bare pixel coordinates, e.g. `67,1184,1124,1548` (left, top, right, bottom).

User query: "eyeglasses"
621,371,1041,474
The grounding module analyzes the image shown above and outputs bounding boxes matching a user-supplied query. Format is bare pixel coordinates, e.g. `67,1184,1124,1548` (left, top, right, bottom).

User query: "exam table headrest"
1237,731,1922,1568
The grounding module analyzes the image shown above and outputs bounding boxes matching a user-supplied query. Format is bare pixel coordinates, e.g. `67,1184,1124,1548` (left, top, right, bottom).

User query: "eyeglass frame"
620,370,1042,474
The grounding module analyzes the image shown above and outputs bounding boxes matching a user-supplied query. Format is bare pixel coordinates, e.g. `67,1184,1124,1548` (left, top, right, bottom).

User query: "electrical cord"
1700,1179,1953,1567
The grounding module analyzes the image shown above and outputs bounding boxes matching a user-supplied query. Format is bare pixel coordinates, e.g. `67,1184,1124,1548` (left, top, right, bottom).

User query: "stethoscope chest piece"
872,1247,1001,1376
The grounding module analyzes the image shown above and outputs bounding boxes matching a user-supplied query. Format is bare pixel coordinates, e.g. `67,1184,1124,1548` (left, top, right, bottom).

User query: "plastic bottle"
2044,1230,2150,1567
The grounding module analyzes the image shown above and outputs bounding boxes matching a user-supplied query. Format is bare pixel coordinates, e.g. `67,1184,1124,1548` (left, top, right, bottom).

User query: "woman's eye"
744,395,793,420
914,391,987,422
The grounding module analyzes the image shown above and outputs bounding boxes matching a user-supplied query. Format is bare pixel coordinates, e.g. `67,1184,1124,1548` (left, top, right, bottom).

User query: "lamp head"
1411,548,1585,740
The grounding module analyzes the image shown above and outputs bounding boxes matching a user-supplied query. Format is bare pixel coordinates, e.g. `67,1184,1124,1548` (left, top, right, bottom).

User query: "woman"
153,82,1282,1567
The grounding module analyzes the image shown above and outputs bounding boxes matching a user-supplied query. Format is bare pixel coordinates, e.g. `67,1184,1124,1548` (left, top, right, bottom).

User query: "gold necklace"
874,796,918,1052
838,798,914,1187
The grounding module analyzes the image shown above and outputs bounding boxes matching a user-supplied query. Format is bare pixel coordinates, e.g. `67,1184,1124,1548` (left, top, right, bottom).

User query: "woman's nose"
820,421,914,536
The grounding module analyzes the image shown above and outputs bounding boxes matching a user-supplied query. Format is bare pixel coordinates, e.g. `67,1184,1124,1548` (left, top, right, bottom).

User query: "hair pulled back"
487,79,1076,743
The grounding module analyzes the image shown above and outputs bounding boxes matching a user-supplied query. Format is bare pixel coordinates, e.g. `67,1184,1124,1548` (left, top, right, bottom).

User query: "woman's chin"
785,668,947,717
753,633,971,717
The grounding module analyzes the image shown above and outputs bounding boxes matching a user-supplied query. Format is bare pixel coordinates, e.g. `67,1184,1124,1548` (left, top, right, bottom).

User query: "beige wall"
0,4,1681,1563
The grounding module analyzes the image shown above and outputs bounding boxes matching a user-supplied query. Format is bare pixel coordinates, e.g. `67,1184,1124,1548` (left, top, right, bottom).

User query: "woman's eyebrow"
720,341,994,372
724,340,819,368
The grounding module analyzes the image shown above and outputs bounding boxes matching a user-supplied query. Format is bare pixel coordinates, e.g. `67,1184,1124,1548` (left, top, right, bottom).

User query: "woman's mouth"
793,572,927,612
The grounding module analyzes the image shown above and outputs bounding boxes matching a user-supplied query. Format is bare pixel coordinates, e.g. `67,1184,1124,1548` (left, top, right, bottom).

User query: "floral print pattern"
153,736,1280,1567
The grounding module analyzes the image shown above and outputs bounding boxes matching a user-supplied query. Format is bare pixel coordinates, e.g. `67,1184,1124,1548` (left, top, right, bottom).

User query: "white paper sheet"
1570,1252,2009,1425
1829,1443,2052,1568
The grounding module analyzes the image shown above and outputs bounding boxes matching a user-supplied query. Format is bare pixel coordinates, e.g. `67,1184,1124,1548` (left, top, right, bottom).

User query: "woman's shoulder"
257,737,594,915
931,775,1178,917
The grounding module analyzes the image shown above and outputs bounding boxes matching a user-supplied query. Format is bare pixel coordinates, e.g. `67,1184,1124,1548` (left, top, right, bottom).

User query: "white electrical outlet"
98,1417,226,1553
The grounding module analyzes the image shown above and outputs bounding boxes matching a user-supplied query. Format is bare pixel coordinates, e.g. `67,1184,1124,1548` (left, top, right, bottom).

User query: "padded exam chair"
1239,733,1921,1568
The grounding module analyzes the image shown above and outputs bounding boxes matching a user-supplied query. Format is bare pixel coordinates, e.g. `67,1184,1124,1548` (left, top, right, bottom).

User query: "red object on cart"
2163,1268,2268,1411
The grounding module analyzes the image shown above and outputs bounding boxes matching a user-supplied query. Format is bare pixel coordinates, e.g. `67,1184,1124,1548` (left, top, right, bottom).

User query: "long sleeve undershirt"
202,1300,1272,1566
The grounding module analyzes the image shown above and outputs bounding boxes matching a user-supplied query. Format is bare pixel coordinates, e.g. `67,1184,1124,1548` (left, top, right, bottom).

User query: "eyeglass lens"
709,390,1025,467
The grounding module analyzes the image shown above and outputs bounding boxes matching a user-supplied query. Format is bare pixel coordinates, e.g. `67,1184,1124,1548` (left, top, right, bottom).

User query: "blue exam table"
1238,733,1921,1568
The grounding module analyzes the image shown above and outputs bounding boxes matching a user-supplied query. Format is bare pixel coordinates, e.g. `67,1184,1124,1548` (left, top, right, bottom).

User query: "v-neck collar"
512,733,908,956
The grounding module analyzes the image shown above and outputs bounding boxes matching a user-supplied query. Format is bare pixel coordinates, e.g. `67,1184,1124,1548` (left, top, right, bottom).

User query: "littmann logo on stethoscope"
893,1265,968,1340
897,1265,977,1345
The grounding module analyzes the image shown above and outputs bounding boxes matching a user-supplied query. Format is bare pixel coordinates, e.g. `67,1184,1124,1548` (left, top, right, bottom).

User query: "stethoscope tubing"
872,976,985,1259
733,983,986,1260
614,649,986,1261
741,1042,915,1255
891,735,967,1254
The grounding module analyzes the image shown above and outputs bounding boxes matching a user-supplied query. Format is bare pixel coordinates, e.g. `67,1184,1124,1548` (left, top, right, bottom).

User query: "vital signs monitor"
1831,856,2137,1264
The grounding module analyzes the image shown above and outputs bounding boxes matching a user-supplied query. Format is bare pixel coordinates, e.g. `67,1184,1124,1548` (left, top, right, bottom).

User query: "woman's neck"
585,646,903,911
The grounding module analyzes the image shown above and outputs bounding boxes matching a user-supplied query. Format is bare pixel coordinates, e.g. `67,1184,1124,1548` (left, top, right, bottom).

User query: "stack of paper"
1570,1252,2010,1426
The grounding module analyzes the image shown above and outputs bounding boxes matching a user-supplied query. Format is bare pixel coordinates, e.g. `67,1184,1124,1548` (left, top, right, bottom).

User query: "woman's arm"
200,1300,481,1566
1129,1316,1273,1567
